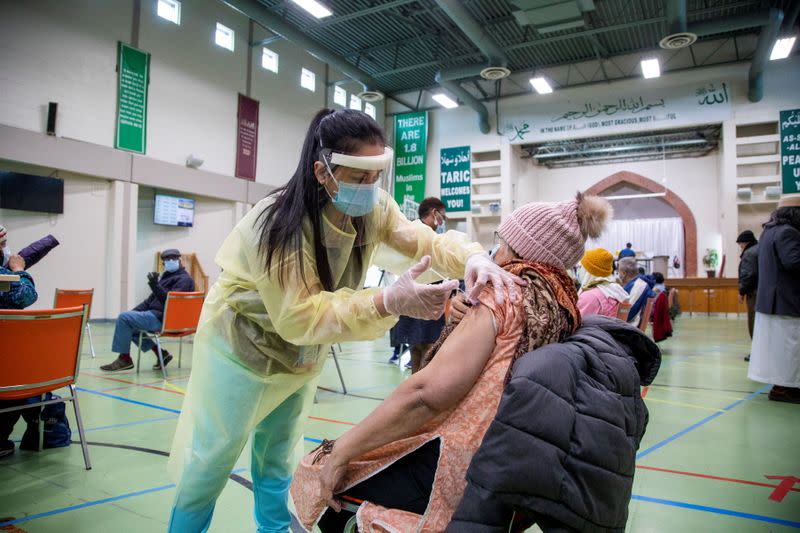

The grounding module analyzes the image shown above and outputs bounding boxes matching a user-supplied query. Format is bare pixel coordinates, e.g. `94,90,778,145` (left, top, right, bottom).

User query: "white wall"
0,0,392,317
140,0,249,177
518,154,721,271
135,187,240,304
0,164,113,318
0,0,131,146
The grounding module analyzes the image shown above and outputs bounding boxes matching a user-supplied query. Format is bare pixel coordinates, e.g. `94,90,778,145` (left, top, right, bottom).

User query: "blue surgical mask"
327,171,380,217
435,221,446,234
164,259,180,272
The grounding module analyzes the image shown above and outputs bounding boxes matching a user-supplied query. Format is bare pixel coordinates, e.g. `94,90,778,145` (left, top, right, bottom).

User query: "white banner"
503,80,732,144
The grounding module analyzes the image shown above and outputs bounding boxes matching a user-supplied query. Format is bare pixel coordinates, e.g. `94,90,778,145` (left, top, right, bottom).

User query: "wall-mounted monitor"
0,172,64,214
154,193,195,227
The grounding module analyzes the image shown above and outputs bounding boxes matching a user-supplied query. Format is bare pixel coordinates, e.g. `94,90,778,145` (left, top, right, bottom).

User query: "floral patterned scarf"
423,260,581,381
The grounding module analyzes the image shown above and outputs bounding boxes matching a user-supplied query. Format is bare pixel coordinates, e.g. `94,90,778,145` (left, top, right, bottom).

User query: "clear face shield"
317,145,395,286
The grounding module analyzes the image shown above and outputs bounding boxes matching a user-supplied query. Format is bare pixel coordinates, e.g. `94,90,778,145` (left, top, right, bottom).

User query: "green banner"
780,109,800,195
440,146,471,212
115,42,150,154
393,111,428,219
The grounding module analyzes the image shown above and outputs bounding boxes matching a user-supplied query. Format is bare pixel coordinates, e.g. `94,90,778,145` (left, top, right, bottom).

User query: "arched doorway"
585,171,698,277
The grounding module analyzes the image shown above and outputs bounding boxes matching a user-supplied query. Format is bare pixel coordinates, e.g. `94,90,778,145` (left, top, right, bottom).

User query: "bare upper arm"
411,303,497,414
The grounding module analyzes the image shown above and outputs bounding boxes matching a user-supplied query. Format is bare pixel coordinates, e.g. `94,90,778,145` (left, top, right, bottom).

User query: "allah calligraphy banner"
235,94,259,181
393,111,428,220
440,146,471,213
115,42,150,153
502,80,732,144
780,109,800,195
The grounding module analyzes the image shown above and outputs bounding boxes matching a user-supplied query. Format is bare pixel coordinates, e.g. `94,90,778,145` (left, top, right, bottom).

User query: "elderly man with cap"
736,230,759,361
101,249,195,372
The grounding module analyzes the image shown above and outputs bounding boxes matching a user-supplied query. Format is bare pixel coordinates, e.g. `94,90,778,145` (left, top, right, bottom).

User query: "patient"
290,193,611,532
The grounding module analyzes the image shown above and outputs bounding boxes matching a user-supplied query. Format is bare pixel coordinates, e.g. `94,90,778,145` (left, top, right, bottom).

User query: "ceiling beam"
310,0,418,29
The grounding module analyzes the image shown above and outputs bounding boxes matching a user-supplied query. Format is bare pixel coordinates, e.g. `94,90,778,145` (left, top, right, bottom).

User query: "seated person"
1,252,38,458
101,249,194,372
652,271,666,293
576,248,628,318
449,315,661,532
290,193,612,532
618,257,655,325
618,242,635,259
0,253,37,310
0,225,60,271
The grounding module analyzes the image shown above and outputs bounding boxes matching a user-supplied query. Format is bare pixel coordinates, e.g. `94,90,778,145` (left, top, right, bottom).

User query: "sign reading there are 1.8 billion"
393,112,428,218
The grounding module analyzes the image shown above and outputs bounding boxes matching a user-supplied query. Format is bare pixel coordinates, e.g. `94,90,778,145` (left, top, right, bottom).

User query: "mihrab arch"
585,170,698,277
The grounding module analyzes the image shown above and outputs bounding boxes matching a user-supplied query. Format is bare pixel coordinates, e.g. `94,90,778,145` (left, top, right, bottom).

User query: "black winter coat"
738,242,758,296
447,316,661,533
133,267,195,320
755,223,800,317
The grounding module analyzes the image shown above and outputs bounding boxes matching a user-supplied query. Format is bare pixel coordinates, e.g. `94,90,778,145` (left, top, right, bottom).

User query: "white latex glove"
383,256,459,320
464,253,526,305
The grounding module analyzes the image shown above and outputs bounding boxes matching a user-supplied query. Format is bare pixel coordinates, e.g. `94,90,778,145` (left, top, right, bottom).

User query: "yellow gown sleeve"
228,216,398,347
377,196,484,279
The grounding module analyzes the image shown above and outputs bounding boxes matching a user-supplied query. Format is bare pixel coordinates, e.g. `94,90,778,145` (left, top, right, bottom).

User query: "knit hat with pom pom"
497,192,612,270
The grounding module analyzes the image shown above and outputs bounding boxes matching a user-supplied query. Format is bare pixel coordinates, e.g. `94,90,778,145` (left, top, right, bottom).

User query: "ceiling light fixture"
603,192,667,201
770,36,796,60
432,93,458,109
640,58,661,79
529,77,553,94
290,0,332,19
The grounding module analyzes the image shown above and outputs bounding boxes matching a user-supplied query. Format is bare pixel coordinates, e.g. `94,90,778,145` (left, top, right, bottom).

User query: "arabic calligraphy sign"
393,111,428,215
440,146,471,212
503,80,732,144
780,108,800,195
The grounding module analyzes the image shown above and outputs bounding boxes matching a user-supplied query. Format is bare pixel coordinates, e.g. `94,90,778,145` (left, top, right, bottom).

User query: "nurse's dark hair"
256,108,386,291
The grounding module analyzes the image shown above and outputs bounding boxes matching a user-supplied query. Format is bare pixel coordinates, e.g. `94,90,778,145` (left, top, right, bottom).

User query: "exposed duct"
221,0,383,98
435,0,507,66
660,0,696,49
434,72,490,134
433,0,511,134
683,8,783,102
748,8,784,102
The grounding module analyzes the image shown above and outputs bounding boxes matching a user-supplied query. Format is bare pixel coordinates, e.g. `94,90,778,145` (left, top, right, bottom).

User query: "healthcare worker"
167,109,522,532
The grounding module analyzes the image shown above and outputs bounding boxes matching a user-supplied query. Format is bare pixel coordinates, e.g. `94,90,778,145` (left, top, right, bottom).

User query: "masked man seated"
101,249,195,372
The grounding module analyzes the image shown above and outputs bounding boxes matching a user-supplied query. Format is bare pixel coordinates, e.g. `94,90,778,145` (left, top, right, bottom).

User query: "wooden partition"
667,278,746,315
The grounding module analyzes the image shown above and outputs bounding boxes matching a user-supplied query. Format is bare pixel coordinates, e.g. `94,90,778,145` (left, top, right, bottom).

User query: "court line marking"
84,416,179,433
77,386,359,429
644,398,725,412
636,385,769,459
75,387,181,414
636,465,800,494
631,494,800,528
81,372,188,395
0,468,247,528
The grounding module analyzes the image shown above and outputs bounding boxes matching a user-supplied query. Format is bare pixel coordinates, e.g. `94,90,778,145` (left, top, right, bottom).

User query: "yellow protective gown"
167,191,482,532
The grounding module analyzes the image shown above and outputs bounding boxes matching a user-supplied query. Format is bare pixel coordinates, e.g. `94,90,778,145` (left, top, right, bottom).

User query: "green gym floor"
1,316,799,532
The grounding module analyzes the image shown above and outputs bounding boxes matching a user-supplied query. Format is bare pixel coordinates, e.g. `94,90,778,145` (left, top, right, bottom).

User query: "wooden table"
0,274,20,292
667,278,747,315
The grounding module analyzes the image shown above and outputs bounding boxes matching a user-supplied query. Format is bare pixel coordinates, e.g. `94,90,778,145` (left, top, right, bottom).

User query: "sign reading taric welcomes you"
503,80,732,144
115,42,150,154
393,111,428,219
235,94,260,181
440,146,471,212
780,108,800,195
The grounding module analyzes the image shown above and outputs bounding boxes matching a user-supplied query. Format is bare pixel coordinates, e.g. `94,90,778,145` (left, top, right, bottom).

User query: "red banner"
235,94,259,181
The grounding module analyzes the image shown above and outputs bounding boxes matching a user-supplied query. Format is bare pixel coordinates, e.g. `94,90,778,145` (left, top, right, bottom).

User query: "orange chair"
0,305,92,470
135,291,204,380
616,301,632,321
54,289,96,358
638,296,656,333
